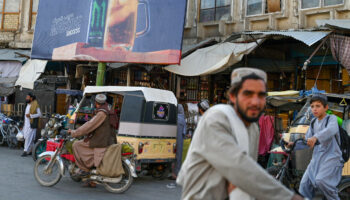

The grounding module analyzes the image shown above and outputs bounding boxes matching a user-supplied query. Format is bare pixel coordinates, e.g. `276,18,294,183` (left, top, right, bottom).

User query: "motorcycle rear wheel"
34,154,62,187
103,161,133,193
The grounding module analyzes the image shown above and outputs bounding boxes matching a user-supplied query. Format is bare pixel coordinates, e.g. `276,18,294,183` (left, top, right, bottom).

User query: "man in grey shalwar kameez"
177,68,303,200
299,94,343,200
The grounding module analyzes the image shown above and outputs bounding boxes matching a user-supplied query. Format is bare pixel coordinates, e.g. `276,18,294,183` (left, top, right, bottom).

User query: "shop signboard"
31,0,187,64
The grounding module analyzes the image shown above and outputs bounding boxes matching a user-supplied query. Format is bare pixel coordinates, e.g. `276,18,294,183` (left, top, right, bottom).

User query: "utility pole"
96,62,106,86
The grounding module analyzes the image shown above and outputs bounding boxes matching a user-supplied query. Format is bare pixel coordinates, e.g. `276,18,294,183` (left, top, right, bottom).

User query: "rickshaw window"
152,102,170,121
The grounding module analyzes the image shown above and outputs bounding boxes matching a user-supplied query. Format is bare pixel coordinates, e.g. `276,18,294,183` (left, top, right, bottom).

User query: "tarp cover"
15,59,47,90
243,31,331,46
84,86,177,105
0,61,22,96
165,40,262,76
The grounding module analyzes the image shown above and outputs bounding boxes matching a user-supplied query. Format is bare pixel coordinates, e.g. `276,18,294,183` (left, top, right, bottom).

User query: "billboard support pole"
96,62,106,86
127,67,131,86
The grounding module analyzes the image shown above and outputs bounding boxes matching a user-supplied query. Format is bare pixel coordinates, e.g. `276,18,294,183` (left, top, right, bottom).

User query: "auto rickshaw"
71,86,178,178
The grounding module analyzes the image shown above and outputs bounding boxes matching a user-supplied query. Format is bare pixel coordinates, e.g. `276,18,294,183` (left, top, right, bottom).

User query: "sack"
30,118,39,129
16,131,24,141
97,143,125,177
311,116,350,162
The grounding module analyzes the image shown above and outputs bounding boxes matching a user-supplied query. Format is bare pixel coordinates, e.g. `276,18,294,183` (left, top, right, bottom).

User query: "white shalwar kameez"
23,104,41,152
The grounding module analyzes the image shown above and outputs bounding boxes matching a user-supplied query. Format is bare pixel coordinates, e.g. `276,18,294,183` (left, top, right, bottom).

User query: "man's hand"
286,142,294,148
291,194,305,200
227,183,236,194
307,136,318,148
25,114,30,118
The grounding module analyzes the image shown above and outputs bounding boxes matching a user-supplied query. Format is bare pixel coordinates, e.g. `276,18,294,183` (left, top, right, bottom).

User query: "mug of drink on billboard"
103,0,149,51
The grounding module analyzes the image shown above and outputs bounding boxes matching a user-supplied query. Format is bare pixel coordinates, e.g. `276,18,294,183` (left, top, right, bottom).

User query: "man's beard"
236,100,263,123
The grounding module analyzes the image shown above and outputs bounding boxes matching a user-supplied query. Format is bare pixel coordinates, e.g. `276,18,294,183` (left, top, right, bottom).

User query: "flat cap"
231,67,267,87
95,94,107,104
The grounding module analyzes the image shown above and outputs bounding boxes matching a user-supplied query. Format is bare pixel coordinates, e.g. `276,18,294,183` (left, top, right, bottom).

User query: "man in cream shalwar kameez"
177,68,303,200
22,93,41,157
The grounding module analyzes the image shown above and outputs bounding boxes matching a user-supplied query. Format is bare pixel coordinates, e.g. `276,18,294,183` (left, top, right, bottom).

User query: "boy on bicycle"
299,93,343,200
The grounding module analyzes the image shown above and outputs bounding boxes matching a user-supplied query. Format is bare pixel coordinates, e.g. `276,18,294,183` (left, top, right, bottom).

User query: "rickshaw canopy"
83,86,178,106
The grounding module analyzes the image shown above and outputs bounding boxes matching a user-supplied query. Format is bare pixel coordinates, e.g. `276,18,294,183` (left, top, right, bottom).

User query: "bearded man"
21,92,41,157
176,68,303,200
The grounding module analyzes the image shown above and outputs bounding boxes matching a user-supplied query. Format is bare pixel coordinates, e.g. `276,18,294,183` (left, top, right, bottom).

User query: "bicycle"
267,138,350,199
0,114,22,148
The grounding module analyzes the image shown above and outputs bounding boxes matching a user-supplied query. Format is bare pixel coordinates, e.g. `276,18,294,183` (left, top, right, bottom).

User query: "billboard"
31,0,187,64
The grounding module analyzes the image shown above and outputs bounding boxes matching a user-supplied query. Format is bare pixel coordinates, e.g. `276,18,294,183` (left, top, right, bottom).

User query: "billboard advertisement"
31,0,187,64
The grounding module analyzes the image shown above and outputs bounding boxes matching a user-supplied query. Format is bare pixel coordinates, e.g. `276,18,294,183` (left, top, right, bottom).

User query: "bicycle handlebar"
280,138,307,153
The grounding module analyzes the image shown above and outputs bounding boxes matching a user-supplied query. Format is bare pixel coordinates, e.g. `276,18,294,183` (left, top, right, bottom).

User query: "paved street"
0,146,181,200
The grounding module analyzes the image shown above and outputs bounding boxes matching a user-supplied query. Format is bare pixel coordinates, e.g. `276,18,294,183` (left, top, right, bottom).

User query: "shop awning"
0,49,30,62
243,30,331,46
0,61,23,96
15,59,47,90
165,40,263,76
317,19,350,31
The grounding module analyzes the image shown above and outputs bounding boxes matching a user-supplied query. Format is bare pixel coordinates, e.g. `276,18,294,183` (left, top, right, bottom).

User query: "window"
30,0,39,30
199,0,230,22
152,103,169,121
301,0,343,9
0,0,20,30
246,0,282,16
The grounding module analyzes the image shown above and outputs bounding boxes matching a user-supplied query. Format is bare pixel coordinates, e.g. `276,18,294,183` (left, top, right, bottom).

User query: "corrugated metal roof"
317,19,350,31
243,30,331,46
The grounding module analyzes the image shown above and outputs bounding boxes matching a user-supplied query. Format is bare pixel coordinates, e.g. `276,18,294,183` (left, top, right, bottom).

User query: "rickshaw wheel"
151,165,169,179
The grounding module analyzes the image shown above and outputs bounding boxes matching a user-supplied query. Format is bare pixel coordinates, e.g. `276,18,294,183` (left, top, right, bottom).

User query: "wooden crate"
1,104,13,116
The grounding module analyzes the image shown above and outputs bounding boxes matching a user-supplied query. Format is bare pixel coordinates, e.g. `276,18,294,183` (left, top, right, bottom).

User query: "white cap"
95,94,107,104
231,67,267,87
199,99,210,111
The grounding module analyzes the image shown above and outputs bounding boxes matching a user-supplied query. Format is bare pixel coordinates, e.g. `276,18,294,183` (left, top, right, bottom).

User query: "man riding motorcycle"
68,93,117,187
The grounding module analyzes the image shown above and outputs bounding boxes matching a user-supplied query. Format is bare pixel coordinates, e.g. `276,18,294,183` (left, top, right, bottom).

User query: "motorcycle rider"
68,94,117,186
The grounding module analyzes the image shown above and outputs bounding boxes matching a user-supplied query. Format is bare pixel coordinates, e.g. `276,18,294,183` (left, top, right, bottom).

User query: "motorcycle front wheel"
103,161,133,193
34,154,62,187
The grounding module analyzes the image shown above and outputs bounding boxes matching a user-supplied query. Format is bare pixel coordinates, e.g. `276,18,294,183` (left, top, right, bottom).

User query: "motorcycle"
32,114,66,161
33,130,137,193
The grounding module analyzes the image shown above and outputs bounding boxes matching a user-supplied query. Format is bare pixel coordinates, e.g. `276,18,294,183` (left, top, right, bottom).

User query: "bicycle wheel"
32,139,47,161
0,124,9,145
7,125,18,148
339,179,350,200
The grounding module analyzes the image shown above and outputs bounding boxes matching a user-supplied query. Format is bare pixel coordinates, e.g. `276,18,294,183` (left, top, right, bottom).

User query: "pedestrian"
197,99,209,117
176,67,303,200
68,94,117,187
21,92,41,157
299,93,343,199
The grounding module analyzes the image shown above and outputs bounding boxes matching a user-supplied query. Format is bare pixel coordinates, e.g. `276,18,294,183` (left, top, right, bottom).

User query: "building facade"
184,0,350,44
0,0,38,49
